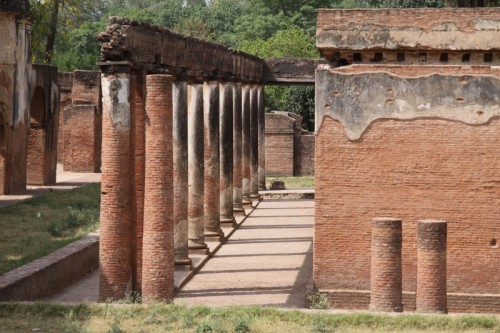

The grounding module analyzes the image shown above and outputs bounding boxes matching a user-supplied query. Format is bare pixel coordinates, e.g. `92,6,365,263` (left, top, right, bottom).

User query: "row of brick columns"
370,217,448,314
99,68,265,302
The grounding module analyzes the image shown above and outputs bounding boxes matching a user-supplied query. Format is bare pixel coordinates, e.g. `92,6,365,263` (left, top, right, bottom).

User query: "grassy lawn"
266,176,314,189
0,183,100,275
0,303,499,333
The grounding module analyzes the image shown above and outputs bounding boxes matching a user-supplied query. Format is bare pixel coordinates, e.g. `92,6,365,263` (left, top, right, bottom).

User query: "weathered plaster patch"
14,19,31,128
315,69,500,140
101,74,130,130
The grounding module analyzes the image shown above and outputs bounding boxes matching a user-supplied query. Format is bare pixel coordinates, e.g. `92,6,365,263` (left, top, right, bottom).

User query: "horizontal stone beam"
317,8,500,54
315,65,500,139
97,17,264,82
263,57,325,85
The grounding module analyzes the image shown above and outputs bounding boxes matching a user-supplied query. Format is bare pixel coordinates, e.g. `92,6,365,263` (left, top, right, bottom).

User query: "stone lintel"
97,17,264,82
316,8,500,57
315,65,500,139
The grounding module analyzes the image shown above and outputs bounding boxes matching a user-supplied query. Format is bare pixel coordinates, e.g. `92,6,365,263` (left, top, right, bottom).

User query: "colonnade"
98,65,265,302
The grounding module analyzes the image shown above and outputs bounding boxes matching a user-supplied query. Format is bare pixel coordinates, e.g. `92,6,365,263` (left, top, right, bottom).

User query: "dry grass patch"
0,303,499,333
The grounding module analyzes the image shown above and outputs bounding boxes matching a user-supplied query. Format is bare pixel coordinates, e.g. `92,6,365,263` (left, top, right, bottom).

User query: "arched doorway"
27,86,46,185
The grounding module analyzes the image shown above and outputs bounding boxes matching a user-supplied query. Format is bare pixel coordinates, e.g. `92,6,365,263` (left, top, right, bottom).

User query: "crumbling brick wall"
265,111,315,176
62,71,102,172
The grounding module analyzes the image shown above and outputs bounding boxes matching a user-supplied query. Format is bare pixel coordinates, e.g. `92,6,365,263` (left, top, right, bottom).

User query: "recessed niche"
462,53,470,63
353,53,362,62
440,53,448,62
397,53,405,62
490,238,497,247
484,53,493,63
372,52,383,62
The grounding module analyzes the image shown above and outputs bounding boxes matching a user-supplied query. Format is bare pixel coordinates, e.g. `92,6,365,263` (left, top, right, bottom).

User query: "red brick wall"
265,113,295,176
63,71,101,172
314,117,500,301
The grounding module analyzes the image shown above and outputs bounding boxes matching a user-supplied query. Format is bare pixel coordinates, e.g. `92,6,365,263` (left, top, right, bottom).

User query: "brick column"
173,81,192,268
142,74,174,301
203,80,223,242
188,82,209,254
130,69,146,293
232,82,245,215
416,219,447,314
257,85,266,190
241,84,252,207
219,81,236,226
370,217,403,312
99,69,132,301
250,84,259,199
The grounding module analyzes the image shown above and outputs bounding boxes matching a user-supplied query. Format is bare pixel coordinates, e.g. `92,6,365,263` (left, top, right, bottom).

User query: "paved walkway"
175,199,314,308
46,198,314,308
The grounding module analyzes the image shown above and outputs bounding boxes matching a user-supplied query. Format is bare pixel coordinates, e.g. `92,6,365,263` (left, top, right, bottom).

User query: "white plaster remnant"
101,74,130,131
316,69,500,140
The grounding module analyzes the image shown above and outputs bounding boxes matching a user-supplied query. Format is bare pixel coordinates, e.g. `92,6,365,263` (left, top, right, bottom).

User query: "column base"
233,205,246,216
174,258,193,271
204,228,225,242
220,216,238,228
188,241,209,255
242,197,253,207
250,193,263,201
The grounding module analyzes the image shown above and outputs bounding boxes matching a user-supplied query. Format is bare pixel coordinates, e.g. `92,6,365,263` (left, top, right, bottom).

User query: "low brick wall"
0,233,99,301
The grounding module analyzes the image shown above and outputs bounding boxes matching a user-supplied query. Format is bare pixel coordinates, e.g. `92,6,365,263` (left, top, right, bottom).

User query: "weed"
196,323,213,333
46,223,62,237
235,320,251,333
307,292,330,310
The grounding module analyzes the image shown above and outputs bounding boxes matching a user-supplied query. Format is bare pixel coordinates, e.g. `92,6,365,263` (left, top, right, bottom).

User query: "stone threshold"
260,189,314,199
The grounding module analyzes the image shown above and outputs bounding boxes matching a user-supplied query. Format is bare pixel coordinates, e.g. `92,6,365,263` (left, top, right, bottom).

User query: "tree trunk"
44,0,60,64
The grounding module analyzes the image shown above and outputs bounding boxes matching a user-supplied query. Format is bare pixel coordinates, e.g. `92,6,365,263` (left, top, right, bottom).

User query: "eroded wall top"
97,17,263,82
317,8,500,63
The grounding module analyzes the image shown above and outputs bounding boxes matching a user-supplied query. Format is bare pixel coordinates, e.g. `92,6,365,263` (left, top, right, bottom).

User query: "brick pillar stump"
219,81,236,227
142,74,174,302
241,84,252,207
203,81,223,242
173,81,192,268
233,82,245,215
188,82,209,255
250,84,260,200
416,219,447,314
257,85,266,191
370,217,403,312
99,70,133,301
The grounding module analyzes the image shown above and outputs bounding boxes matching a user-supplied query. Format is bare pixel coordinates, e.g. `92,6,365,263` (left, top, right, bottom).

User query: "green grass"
0,183,100,275
0,303,499,333
266,176,315,189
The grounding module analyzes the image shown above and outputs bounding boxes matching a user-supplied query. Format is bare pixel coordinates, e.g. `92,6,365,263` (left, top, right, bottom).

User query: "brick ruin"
265,111,314,176
0,1,60,193
58,71,102,172
95,17,265,301
314,8,500,313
